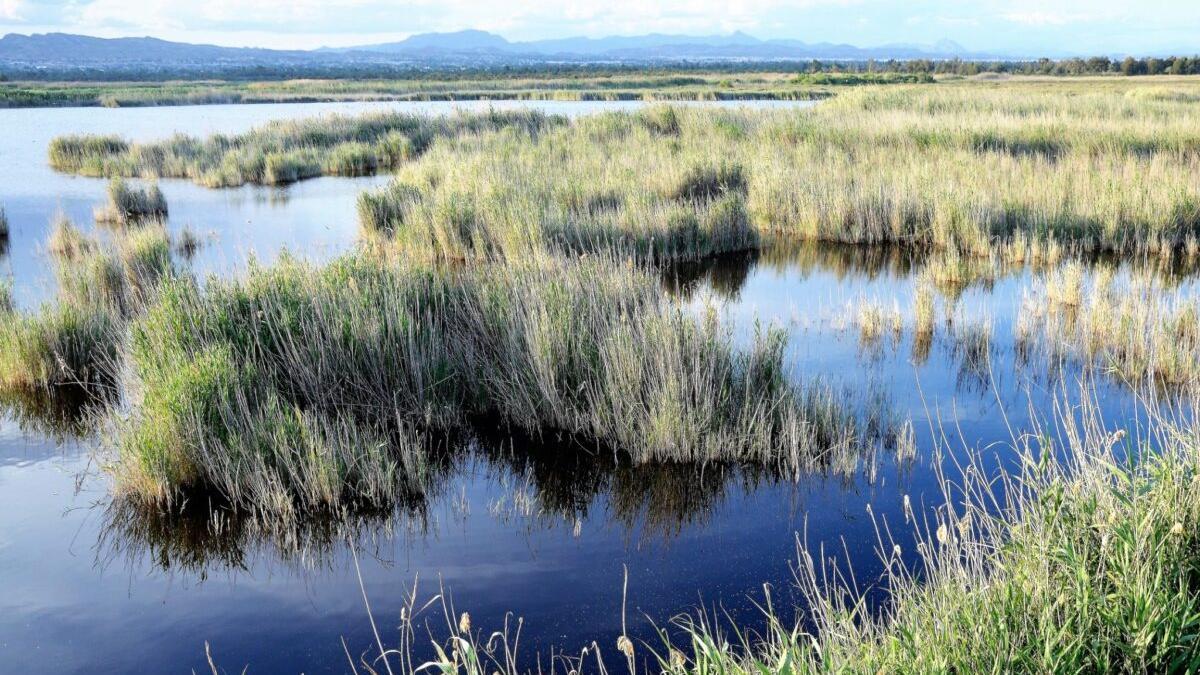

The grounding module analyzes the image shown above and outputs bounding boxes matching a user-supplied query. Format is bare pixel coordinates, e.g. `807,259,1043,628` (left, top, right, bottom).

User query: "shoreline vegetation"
328,389,1200,674
50,79,1200,259
0,71,878,109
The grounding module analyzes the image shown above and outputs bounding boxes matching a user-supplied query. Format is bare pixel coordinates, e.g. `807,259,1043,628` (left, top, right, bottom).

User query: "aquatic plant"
50,110,565,187
47,215,94,260
0,205,8,241
913,282,935,338
173,226,203,258
112,251,860,517
856,299,901,347
93,178,168,224
0,218,176,391
0,301,120,389
1019,267,1200,387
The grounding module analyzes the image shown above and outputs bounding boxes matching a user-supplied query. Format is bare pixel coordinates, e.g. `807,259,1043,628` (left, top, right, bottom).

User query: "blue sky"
0,0,1197,55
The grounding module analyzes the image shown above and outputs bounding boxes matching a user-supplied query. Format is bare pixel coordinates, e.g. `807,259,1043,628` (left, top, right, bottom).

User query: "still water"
0,100,1170,672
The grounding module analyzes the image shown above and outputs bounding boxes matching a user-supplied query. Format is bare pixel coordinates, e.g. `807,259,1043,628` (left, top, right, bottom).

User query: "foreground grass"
112,251,859,519
324,391,1200,674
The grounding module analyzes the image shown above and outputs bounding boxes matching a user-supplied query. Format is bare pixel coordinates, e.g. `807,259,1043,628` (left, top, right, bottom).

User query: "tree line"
2,56,1200,82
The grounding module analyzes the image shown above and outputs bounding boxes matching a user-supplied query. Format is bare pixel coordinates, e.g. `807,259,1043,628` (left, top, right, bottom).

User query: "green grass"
0,217,175,391
112,251,861,518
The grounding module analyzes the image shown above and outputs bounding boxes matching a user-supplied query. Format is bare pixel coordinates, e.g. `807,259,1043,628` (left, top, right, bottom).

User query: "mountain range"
0,29,994,72
335,29,974,60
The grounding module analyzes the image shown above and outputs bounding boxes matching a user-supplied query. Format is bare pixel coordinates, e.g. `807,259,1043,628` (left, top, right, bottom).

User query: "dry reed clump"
856,299,902,347
913,282,936,337
48,110,563,187
113,251,861,517
93,178,168,224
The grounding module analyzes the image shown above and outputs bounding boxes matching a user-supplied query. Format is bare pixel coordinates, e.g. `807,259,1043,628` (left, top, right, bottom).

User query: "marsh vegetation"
6,78,1200,672
51,80,1200,261
1,71,837,109
113,251,866,519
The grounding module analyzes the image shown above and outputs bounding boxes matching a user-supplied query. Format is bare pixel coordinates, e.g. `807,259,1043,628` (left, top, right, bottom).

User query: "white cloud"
999,11,1096,26
5,0,1200,54
0,0,24,22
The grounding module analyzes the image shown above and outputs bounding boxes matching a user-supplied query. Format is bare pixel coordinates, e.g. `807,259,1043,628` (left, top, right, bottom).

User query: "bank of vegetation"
50,80,1200,260
0,71,837,109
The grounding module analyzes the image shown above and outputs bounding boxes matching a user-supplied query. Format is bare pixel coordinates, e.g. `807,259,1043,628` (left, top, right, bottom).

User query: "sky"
0,0,1197,56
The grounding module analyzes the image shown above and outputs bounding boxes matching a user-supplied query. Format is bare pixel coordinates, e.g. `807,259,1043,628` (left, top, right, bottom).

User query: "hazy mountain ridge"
0,29,996,70
342,29,981,60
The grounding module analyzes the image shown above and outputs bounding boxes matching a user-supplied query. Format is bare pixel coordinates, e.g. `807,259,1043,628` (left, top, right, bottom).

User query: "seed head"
459,612,472,633
617,635,634,657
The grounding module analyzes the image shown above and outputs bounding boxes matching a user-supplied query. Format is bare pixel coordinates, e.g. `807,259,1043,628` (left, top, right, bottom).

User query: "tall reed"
113,251,861,518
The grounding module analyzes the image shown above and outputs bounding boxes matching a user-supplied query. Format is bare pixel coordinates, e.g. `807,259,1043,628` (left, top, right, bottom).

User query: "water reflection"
96,426,828,578
0,383,115,441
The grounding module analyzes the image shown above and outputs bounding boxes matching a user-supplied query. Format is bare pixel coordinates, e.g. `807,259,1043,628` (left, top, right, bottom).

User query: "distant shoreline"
0,71,931,109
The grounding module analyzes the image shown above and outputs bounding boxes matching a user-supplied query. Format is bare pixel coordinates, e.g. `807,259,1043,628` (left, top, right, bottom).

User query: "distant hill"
0,29,997,75
345,29,981,60
0,32,313,64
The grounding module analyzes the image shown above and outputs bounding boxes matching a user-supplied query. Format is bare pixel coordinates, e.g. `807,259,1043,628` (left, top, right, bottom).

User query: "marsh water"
0,100,1179,673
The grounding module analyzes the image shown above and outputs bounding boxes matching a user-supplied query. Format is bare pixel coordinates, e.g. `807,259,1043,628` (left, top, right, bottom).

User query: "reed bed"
51,80,1200,260
112,251,860,519
49,110,562,187
1018,267,1200,387
0,217,174,390
2,72,835,109
359,82,1200,262
93,178,168,224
